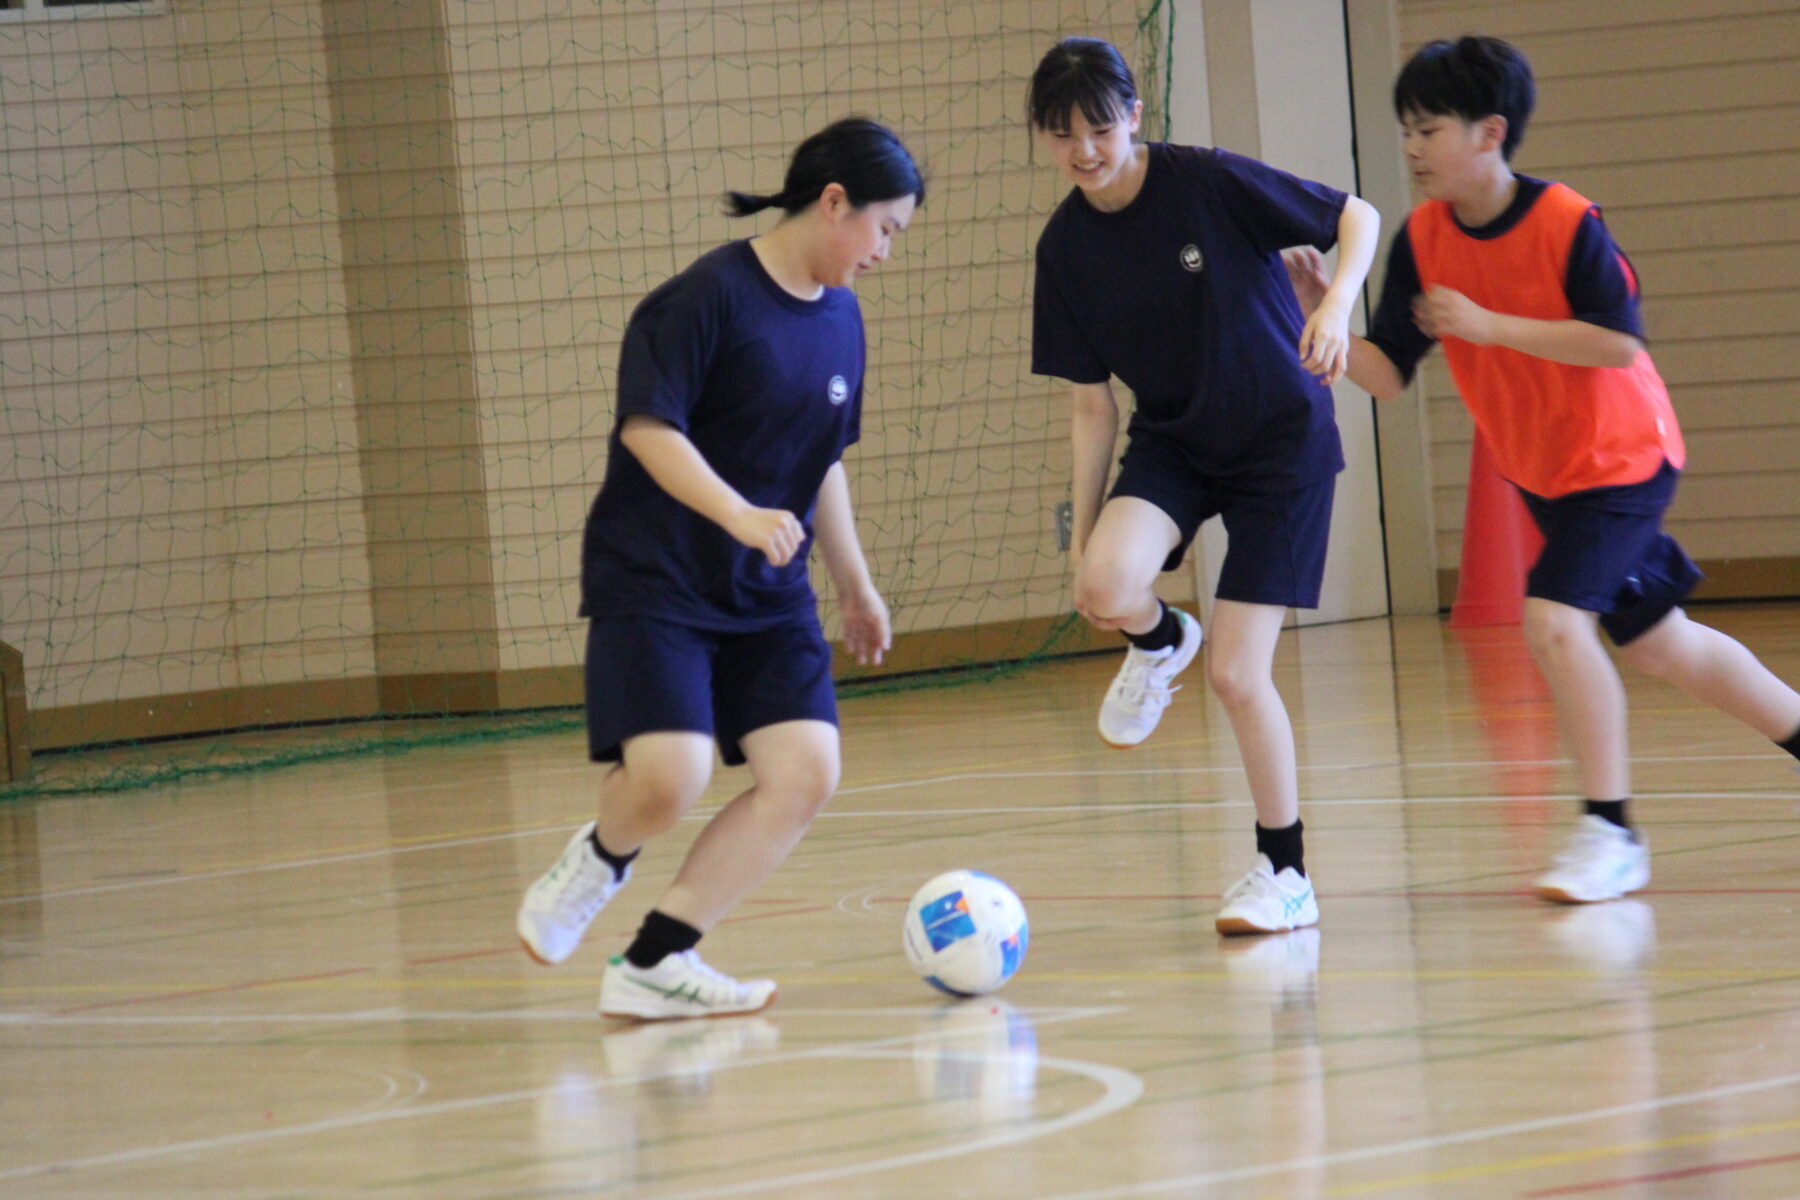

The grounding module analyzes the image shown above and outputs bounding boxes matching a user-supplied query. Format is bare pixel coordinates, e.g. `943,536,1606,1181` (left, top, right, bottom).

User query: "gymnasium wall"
0,0,1166,749
1393,0,1800,604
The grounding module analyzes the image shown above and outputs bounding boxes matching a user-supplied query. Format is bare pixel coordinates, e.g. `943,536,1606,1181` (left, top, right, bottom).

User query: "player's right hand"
730,506,805,567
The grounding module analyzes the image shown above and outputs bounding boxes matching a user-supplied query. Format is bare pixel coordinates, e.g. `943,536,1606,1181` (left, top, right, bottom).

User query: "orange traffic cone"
1448,430,1544,628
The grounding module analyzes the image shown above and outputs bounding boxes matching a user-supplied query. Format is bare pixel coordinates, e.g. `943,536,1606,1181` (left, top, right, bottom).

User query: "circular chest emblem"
1179,243,1204,273
828,375,849,405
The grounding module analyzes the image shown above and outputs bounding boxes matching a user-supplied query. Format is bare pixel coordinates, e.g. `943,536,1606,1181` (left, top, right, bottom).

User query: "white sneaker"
517,821,631,965
1534,815,1650,904
599,951,777,1022
1215,854,1320,936
1098,608,1203,748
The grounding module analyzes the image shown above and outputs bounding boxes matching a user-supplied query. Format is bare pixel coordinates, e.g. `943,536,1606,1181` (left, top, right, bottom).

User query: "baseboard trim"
30,615,1106,752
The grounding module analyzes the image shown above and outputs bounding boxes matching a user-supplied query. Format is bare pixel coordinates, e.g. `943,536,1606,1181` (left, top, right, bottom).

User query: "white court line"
645,1049,1144,1200
1039,1069,1800,1200
0,1006,1131,1185
0,1004,1105,1026
0,826,559,906
6,765,1794,906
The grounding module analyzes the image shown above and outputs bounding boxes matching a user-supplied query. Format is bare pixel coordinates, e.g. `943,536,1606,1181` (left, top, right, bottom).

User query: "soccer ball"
901,870,1029,997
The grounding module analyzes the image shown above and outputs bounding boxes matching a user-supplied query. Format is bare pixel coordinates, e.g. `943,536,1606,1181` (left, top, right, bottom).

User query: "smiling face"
1400,109,1505,203
817,187,915,287
1039,98,1142,199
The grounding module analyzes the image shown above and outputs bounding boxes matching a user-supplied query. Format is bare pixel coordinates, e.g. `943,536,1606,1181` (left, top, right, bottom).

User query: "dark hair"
724,116,925,218
1393,35,1536,160
1027,37,1138,133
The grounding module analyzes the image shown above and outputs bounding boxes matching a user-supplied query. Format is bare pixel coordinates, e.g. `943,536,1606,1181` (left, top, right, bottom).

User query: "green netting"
0,1,1171,800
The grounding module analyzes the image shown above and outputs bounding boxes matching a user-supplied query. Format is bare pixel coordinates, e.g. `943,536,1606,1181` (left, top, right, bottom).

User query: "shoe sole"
519,936,557,967
1534,863,1650,905
600,987,778,1023
1215,914,1318,937
1534,884,1633,905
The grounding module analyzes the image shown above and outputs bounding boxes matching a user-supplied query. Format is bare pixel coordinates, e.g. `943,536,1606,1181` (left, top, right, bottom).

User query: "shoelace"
1111,657,1181,711
551,855,613,920
1222,868,1275,905
670,952,745,1000
1552,827,1620,870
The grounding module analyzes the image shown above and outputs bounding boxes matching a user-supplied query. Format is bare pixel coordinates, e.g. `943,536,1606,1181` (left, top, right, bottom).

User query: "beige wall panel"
1607,196,1800,254
1415,0,1797,31
1528,109,1800,169
1553,64,1799,125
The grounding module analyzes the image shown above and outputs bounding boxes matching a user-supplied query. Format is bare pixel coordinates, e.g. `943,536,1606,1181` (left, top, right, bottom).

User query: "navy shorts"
1517,461,1701,646
584,615,838,767
1111,433,1337,609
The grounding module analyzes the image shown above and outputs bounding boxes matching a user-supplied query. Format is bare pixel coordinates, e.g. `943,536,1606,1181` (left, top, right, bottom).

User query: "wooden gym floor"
4,604,1800,1198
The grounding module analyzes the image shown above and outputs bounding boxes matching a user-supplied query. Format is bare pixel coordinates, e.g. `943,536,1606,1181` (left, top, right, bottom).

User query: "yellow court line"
1309,1113,1800,1198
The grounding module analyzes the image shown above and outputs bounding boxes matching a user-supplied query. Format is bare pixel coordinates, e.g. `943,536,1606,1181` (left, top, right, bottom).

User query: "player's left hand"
840,587,892,666
1413,285,1496,344
1297,292,1352,384
1281,247,1330,317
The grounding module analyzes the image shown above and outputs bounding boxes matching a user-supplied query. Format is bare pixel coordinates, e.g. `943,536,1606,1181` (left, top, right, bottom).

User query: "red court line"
404,947,518,966
58,966,375,1015
1521,1148,1800,1196
718,904,834,926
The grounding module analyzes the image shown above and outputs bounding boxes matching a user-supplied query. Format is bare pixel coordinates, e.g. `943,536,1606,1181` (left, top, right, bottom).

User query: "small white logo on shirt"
828,375,849,405
1180,244,1204,272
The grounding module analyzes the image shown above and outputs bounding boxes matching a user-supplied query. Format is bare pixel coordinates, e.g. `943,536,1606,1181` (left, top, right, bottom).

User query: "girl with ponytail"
516,117,922,1020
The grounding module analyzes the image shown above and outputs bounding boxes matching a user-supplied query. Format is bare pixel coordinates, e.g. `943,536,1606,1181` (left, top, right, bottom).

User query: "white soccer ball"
901,870,1029,997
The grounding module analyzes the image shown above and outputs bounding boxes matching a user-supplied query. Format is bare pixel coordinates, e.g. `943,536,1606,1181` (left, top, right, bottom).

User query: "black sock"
1583,799,1631,832
1124,602,1181,652
624,909,702,969
1256,820,1305,877
587,828,639,879
1779,724,1800,762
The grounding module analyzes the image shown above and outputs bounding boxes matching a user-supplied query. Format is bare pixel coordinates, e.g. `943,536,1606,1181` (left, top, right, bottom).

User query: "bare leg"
1075,496,1181,635
1206,599,1300,829
592,731,715,855
1620,607,1800,740
656,719,840,932
1523,598,1630,801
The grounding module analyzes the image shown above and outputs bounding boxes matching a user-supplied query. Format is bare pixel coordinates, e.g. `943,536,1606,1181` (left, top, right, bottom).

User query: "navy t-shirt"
580,240,864,631
1032,143,1350,490
1367,175,1647,384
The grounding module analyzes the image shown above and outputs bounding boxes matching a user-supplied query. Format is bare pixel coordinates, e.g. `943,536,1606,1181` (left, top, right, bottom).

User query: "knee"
1073,565,1137,627
1523,601,1589,664
1618,613,1686,679
764,753,839,822
623,759,709,830
1206,653,1265,710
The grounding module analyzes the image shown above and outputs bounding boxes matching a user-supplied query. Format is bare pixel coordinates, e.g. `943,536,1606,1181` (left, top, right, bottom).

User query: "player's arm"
617,414,806,566
813,461,891,665
1297,196,1380,384
1068,381,1121,563
1284,246,1411,401
1411,289,1641,368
